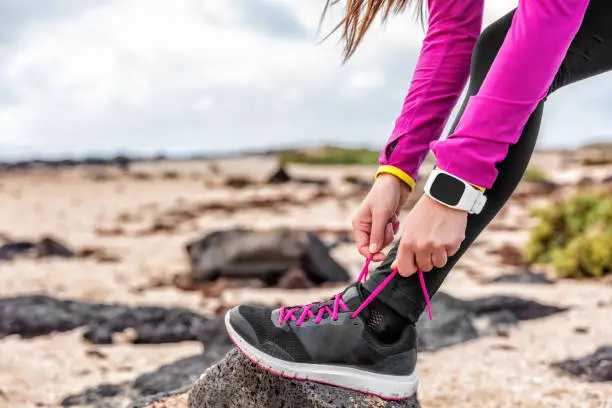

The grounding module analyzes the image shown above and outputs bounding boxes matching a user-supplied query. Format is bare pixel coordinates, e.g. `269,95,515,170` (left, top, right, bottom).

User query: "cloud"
0,0,610,160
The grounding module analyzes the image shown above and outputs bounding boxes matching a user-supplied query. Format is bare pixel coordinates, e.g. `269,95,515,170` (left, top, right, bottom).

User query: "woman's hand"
392,195,466,276
352,173,411,262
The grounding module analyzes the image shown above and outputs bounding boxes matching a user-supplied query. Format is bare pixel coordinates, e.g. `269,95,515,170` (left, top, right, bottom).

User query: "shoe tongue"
341,283,366,311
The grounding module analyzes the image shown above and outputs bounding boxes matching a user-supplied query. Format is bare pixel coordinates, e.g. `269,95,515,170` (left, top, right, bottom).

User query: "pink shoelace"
278,252,433,327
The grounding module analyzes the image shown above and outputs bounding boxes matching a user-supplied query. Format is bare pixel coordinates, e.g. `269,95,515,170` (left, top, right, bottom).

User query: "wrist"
424,168,487,214
376,173,411,202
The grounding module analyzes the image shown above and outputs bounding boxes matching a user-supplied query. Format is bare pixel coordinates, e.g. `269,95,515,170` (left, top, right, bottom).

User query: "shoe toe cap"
228,306,260,345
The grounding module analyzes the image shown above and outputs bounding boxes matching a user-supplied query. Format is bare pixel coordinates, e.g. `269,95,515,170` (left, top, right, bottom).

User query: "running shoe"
225,256,431,400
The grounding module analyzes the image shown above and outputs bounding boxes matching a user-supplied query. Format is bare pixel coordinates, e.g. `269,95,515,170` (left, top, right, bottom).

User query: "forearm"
431,0,590,189
378,0,484,190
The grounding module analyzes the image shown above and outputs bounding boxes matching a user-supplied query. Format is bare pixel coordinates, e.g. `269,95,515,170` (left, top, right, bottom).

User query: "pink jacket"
378,0,590,190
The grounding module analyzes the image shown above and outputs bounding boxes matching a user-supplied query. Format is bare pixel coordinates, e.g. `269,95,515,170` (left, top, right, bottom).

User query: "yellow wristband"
375,165,416,191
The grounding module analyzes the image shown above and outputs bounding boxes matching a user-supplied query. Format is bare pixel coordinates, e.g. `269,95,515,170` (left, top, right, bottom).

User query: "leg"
366,0,612,322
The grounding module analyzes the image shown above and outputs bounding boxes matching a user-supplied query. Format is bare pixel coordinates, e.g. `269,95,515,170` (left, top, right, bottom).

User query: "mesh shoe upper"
228,284,418,375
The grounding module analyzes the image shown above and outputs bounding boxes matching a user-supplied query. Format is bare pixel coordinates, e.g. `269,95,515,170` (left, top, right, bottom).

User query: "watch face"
430,173,465,206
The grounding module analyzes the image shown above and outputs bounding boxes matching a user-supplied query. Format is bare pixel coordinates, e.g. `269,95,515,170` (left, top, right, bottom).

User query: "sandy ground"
0,155,611,408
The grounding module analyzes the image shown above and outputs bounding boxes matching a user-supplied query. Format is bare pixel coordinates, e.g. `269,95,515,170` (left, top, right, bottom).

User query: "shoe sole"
225,311,418,400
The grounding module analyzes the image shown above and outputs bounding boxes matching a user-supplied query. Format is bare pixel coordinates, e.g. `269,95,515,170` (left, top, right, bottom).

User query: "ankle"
359,285,412,344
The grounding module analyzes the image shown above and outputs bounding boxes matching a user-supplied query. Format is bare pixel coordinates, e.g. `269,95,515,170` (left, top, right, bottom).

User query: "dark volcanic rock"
61,344,233,407
0,295,226,344
267,166,292,184
61,384,124,407
552,346,612,382
416,292,480,351
185,229,350,285
416,292,566,350
0,237,74,261
36,237,75,258
0,241,35,260
188,349,421,408
489,269,554,285
468,295,566,321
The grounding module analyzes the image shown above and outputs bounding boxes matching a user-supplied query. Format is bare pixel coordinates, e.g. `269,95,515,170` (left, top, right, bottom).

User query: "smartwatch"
424,168,487,214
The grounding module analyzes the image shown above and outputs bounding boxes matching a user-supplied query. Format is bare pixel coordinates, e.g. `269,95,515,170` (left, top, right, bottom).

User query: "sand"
0,155,611,408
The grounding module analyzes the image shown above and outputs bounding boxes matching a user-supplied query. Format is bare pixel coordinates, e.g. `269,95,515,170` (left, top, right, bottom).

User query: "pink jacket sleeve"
430,0,590,189
378,0,484,190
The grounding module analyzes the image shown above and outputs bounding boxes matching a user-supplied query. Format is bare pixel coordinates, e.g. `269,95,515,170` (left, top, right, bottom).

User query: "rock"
225,177,253,188
551,346,612,382
36,236,75,258
468,295,567,321
326,231,353,250
114,155,131,172
76,246,121,263
0,237,74,261
0,295,227,345
131,389,189,408
486,243,526,267
0,241,35,260
61,384,125,407
185,229,350,285
488,269,554,284
61,345,233,408
416,292,566,350
276,268,315,289
416,292,480,351
574,327,589,334
342,174,372,189
294,177,329,186
267,166,292,184
514,179,559,198
578,143,612,166
188,349,421,408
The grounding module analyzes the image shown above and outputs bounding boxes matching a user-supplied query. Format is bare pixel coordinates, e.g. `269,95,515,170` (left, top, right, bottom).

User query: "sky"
0,0,611,160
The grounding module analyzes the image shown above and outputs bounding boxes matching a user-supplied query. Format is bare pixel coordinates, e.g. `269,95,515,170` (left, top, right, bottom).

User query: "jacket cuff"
375,165,416,191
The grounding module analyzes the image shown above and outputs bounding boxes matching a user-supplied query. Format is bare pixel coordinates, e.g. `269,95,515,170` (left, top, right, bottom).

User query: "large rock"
188,349,421,408
416,292,480,351
488,269,554,285
185,229,350,285
62,346,233,408
416,292,566,351
0,295,225,344
0,236,74,261
551,346,612,382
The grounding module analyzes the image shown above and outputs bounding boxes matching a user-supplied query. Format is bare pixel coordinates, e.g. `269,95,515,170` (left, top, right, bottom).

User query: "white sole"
225,311,418,400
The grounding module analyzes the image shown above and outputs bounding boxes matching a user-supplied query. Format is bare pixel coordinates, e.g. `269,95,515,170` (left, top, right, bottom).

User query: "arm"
430,0,590,189
377,0,484,191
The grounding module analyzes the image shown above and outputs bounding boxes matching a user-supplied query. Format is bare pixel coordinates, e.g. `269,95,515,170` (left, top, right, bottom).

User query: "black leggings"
365,0,612,322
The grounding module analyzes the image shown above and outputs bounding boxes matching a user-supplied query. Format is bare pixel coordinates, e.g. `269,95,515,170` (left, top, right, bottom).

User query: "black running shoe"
225,280,419,400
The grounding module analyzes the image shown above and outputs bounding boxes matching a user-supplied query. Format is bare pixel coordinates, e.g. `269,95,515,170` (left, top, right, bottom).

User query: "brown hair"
321,0,427,62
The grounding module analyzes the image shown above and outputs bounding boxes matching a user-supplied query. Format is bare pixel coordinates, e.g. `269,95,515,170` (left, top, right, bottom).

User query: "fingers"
415,244,434,272
392,241,417,277
431,248,448,269
395,242,454,276
352,208,372,258
370,223,392,262
368,210,388,255
446,243,461,257
391,213,400,234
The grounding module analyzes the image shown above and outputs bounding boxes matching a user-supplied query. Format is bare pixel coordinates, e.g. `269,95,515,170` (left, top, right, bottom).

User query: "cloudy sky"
0,0,611,160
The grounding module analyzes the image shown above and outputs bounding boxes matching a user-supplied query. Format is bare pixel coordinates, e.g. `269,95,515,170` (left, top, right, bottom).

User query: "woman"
225,0,611,400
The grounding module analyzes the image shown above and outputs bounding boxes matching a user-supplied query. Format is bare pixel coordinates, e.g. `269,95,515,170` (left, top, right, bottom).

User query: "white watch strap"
424,169,487,214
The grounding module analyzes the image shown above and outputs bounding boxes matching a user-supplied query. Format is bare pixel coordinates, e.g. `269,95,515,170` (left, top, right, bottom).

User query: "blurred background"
0,1,611,408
